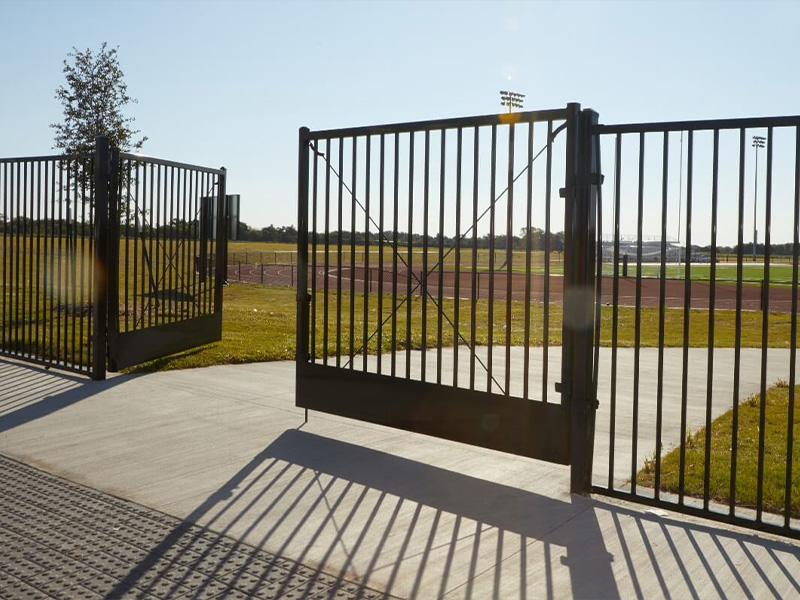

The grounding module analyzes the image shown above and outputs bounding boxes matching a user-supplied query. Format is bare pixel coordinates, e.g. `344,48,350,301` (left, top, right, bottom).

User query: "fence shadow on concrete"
0,359,130,433
112,428,800,599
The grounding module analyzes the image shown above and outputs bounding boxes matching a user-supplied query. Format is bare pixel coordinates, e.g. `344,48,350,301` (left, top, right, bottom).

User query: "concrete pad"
1,355,799,598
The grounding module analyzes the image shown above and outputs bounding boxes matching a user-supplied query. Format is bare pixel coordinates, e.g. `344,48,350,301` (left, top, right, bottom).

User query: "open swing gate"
297,104,800,540
0,137,228,379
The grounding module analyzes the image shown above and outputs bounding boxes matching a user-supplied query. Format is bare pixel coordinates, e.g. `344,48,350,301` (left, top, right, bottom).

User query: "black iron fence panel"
295,107,601,465
0,154,97,376
591,115,800,540
107,153,227,371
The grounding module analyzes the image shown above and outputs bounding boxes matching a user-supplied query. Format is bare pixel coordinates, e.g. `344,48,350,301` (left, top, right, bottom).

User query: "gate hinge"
559,172,604,199
556,382,599,409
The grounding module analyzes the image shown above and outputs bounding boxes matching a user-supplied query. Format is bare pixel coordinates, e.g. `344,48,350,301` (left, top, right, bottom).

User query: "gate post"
562,105,600,493
296,127,311,369
92,137,111,381
107,148,120,372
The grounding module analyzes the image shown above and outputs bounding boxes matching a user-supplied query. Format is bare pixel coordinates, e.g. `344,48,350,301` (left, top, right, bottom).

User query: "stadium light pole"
500,90,525,113
752,135,766,261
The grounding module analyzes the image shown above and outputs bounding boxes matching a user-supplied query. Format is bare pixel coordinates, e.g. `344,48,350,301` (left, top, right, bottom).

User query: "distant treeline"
237,222,566,251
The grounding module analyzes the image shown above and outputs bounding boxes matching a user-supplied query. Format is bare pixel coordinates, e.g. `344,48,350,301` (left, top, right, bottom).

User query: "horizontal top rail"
302,107,569,140
596,114,800,134
0,153,89,164
119,152,225,175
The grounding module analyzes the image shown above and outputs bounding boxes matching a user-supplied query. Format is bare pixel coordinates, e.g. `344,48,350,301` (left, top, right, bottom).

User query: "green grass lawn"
125,281,800,372
637,381,800,518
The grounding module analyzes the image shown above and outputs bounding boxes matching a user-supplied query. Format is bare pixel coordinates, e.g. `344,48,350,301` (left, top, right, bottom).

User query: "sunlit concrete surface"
1,354,799,598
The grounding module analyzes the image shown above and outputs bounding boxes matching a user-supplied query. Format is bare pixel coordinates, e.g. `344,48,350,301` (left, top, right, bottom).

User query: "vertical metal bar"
362,137,371,371
377,135,385,374
323,139,331,366
33,161,41,359
92,137,110,380
70,162,77,365
543,120,554,403
756,128,773,522
785,125,800,528
678,131,694,506
730,128,747,515
421,131,430,382
20,161,27,357
297,128,311,375
350,137,358,371
523,122,534,400
214,169,227,315
123,160,130,333
40,162,49,358
406,133,414,379
148,163,154,326
391,134,399,377
168,166,175,323
155,164,162,324
654,131,669,499
1,163,7,353
437,130,445,385
453,128,463,388
631,130,645,494
55,161,62,363
487,124,497,393
470,126,479,390
505,124,515,396
704,129,720,510
49,161,56,359
21,161,28,357
88,157,95,371
311,144,318,363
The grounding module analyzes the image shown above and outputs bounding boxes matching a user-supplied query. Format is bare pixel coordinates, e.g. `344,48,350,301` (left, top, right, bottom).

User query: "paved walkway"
0,454,387,600
1,356,800,598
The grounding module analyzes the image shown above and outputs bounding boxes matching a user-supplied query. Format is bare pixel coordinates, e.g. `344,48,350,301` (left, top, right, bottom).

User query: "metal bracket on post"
562,105,601,494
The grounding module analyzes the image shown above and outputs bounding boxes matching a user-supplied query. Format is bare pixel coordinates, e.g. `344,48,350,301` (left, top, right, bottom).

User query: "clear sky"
2,0,799,246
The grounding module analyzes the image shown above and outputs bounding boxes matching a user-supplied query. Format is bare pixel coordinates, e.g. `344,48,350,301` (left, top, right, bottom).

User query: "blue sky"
2,0,800,246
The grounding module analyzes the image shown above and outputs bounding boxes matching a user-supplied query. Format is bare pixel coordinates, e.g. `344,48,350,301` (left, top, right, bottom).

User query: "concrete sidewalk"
1,356,799,598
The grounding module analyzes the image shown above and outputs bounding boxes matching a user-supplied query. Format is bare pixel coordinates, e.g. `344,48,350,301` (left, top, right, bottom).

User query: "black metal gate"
105,147,227,372
0,137,228,380
297,106,800,540
295,105,602,481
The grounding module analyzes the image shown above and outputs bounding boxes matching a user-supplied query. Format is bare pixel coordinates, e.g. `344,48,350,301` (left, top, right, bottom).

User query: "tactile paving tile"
0,454,394,599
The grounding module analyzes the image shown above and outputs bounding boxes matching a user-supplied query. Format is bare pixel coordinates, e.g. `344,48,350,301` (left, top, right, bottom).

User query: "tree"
51,43,146,157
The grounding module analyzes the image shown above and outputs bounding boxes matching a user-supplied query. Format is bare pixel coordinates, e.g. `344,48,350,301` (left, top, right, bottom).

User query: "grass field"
637,381,800,518
228,241,796,285
125,281,800,372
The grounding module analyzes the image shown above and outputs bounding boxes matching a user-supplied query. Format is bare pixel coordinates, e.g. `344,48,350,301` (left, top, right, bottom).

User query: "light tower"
752,135,766,261
499,90,525,112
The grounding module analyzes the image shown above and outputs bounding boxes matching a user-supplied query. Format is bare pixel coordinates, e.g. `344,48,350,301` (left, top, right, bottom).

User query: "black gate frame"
295,105,602,488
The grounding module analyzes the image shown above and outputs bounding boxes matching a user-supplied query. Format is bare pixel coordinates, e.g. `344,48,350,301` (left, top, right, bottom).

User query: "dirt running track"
228,263,796,312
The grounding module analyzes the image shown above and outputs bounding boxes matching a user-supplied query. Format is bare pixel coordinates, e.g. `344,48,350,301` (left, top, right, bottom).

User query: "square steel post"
92,137,111,381
296,128,311,370
106,149,120,372
562,105,600,493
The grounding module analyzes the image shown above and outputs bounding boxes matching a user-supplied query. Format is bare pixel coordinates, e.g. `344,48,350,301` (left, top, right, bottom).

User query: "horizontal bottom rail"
297,362,570,464
111,313,222,370
592,485,800,541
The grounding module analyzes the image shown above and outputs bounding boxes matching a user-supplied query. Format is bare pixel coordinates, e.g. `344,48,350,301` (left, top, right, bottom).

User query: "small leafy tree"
52,42,147,157
52,43,147,242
